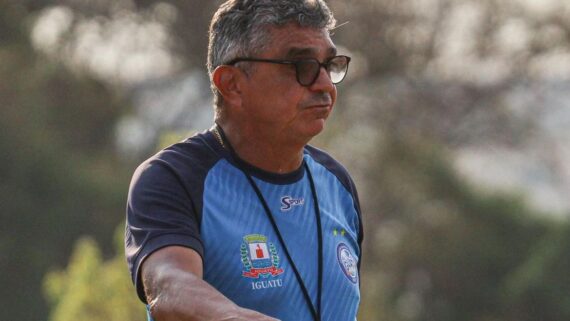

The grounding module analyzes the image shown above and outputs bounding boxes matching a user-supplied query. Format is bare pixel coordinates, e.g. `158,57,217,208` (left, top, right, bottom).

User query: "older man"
125,1,363,320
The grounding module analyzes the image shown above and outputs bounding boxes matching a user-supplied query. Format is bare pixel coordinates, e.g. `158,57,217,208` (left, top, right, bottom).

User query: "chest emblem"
337,243,358,284
241,234,284,278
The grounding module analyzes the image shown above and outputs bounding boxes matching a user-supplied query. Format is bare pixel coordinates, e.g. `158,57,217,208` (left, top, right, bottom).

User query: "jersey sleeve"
125,157,204,303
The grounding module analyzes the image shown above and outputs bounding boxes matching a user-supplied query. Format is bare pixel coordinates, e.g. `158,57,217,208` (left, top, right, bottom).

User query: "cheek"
277,88,305,112
248,88,303,121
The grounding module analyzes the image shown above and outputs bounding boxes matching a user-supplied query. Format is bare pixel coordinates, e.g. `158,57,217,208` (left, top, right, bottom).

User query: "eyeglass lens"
296,56,349,86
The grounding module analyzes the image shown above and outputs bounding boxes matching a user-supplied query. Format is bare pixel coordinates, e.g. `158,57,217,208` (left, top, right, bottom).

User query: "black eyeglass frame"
225,55,351,87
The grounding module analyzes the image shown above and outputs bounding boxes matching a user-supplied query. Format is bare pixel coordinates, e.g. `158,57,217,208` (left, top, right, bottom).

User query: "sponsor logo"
280,196,305,211
240,234,284,279
337,243,358,284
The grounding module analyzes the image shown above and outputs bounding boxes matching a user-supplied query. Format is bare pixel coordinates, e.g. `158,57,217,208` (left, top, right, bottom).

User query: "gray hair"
207,0,337,110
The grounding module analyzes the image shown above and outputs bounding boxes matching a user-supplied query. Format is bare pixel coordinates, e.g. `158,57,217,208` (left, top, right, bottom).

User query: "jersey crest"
241,234,284,278
337,243,358,284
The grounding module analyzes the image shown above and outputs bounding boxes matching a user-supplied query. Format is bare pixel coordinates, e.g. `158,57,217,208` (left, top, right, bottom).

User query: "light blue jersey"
126,130,363,321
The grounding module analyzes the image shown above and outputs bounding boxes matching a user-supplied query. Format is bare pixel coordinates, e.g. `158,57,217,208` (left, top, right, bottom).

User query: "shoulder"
304,144,356,194
133,131,222,182
149,131,220,169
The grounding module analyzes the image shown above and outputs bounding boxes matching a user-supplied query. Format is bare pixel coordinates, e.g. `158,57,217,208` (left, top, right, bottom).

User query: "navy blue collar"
208,127,305,185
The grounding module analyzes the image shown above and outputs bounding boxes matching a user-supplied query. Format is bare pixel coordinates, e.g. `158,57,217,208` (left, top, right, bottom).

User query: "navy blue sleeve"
125,155,205,303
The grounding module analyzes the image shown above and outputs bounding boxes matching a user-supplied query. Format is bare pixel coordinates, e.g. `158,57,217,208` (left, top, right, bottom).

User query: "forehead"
261,23,336,58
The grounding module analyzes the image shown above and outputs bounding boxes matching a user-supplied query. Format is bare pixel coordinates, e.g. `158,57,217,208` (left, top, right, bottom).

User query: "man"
125,1,363,320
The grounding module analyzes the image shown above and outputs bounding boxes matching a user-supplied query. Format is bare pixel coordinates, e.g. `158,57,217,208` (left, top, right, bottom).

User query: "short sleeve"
125,158,204,303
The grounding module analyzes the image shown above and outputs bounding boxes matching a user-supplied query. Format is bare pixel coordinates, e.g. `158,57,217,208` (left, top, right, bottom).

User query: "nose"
309,65,335,93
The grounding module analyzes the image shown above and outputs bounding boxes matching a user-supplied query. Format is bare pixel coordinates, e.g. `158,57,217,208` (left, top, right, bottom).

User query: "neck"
216,122,306,174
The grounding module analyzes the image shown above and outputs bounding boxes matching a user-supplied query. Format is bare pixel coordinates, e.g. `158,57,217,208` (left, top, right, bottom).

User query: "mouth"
303,101,332,109
306,104,330,110
302,104,332,119
302,93,333,110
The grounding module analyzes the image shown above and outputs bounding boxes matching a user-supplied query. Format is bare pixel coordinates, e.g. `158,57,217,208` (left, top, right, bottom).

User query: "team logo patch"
280,196,304,211
337,243,358,284
241,234,284,278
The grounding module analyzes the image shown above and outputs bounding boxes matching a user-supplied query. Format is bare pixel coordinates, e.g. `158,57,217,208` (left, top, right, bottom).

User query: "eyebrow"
284,46,338,59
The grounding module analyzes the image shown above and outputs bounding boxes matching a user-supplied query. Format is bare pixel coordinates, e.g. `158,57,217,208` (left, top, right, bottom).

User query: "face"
237,23,338,144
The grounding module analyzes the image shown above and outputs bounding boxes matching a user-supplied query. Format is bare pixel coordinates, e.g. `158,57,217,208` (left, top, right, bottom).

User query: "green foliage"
501,225,570,321
358,135,570,321
0,3,131,319
44,227,146,321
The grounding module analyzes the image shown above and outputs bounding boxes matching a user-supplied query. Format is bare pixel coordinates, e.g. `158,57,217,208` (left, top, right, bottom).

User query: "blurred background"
2,0,570,320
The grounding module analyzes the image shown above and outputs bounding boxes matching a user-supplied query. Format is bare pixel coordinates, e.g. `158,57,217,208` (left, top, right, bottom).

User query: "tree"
1,2,131,319
356,135,570,321
44,227,146,321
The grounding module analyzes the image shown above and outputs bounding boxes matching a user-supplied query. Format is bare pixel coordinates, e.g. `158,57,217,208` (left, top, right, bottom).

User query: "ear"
212,66,244,107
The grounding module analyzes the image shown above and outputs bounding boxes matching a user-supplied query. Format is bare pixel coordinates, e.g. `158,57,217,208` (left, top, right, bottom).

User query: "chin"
300,119,327,140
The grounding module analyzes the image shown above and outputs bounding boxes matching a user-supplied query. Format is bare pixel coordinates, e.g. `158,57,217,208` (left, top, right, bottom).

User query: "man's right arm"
141,246,279,321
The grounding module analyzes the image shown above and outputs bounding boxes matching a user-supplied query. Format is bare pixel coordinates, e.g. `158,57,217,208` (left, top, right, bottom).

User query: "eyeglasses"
226,55,351,87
